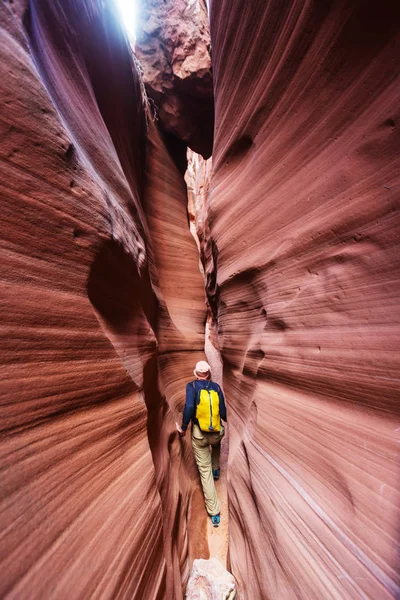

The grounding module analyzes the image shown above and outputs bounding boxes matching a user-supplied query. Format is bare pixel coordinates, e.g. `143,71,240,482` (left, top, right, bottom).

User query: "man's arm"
182,382,196,430
176,382,197,436
218,386,227,422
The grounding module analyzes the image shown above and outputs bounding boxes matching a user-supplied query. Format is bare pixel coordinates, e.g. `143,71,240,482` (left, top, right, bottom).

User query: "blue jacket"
182,379,227,431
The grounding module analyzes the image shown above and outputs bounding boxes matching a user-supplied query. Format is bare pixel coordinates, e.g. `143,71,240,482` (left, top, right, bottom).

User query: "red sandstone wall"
0,1,206,597
208,0,400,598
2,0,400,597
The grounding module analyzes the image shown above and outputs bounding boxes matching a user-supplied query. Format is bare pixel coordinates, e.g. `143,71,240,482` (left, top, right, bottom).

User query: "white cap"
194,360,211,376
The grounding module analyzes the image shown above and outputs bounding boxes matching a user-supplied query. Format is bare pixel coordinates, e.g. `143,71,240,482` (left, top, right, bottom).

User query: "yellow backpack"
195,383,221,432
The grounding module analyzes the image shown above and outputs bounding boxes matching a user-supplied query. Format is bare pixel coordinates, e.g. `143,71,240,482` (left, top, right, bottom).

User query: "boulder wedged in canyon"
185,558,236,599
0,1,208,598
206,0,400,598
135,0,214,158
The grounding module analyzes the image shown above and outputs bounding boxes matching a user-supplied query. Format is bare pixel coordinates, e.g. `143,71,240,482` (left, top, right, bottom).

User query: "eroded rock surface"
206,0,400,598
0,1,207,598
136,0,214,157
2,0,400,598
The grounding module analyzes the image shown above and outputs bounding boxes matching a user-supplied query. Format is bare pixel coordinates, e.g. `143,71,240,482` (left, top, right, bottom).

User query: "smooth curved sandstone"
207,0,400,598
0,1,207,598
2,0,400,598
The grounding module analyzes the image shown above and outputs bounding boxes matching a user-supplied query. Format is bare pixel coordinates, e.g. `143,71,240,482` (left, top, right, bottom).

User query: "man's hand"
175,422,186,437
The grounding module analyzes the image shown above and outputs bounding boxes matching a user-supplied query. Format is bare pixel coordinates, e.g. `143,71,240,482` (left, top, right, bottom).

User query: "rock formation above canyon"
136,0,214,158
1,0,399,599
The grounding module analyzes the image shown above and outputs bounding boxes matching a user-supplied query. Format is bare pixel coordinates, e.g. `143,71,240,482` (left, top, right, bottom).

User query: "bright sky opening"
114,0,138,40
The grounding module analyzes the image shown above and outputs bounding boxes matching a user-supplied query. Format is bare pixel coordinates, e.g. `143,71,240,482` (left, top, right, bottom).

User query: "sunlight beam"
114,0,138,41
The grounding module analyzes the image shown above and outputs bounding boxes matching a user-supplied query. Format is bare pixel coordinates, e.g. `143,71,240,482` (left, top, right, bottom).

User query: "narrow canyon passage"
1,1,400,599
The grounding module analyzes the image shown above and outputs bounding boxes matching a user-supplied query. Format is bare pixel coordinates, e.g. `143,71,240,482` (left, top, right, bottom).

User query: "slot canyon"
1,0,399,598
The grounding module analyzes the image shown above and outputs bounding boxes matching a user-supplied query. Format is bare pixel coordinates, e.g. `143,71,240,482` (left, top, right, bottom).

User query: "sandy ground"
206,426,229,567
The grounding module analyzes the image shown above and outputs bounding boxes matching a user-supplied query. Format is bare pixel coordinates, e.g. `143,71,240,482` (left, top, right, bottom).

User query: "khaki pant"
191,423,225,516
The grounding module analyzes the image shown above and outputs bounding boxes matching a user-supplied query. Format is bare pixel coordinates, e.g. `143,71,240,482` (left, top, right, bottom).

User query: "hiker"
176,361,227,527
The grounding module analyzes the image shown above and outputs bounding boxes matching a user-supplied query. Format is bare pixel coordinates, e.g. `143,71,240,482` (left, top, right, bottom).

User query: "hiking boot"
211,513,220,527
212,468,220,481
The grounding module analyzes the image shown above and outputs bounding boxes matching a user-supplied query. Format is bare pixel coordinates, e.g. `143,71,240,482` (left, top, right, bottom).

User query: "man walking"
176,361,227,527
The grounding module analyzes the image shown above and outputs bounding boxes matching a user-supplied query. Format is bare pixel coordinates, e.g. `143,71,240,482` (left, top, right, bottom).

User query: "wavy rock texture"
207,0,400,598
136,0,214,158
3,0,400,598
0,1,207,598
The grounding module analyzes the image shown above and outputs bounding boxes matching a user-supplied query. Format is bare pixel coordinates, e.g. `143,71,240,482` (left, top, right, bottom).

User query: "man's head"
194,360,211,380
